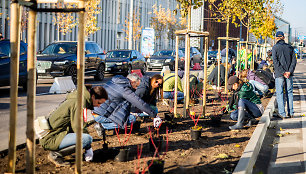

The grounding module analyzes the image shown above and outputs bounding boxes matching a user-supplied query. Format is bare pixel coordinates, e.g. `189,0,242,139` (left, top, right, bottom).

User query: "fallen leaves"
215,153,229,159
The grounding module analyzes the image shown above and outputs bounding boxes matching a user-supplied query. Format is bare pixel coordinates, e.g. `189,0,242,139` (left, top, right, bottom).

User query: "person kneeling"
227,76,264,130
39,86,108,166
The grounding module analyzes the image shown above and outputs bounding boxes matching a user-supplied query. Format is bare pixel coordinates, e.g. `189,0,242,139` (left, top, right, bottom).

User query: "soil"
0,91,272,174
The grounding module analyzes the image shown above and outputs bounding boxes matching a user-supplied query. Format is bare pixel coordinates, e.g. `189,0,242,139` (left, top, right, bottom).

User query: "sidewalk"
267,59,306,174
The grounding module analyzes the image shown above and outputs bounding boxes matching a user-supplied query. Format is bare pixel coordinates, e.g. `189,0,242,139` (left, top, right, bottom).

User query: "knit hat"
227,76,239,91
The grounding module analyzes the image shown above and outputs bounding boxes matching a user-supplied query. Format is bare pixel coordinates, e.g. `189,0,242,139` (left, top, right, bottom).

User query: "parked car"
0,40,28,91
208,50,218,65
36,41,106,83
147,50,185,71
179,47,203,67
105,50,147,75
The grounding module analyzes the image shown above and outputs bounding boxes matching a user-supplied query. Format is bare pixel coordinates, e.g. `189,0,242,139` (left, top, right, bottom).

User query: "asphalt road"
0,70,159,151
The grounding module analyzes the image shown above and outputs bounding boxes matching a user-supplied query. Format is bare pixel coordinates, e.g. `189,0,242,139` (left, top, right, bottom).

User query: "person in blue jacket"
272,31,297,118
93,73,157,132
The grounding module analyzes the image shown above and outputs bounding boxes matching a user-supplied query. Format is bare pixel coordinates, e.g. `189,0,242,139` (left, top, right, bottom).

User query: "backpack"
255,69,275,89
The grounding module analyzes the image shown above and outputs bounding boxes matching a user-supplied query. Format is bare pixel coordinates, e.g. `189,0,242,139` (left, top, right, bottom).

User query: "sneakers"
84,148,94,162
48,151,70,167
94,123,104,137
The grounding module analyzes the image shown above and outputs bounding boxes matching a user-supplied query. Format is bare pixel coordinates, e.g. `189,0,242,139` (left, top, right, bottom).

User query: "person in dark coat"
93,73,157,130
132,74,163,115
135,74,163,107
272,31,297,118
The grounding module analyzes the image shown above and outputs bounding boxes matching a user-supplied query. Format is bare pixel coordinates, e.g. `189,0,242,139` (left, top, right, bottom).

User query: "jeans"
275,76,294,117
163,91,184,101
95,114,136,129
249,80,269,95
59,133,92,150
230,99,262,120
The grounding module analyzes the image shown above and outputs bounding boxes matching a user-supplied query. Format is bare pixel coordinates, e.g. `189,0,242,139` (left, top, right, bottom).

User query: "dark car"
179,47,203,67
36,41,106,83
105,50,146,75
0,40,28,90
147,50,185,71
208,50,218,65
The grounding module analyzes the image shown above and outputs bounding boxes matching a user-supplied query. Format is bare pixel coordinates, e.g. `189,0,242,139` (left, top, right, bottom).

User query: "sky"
280,0,306,37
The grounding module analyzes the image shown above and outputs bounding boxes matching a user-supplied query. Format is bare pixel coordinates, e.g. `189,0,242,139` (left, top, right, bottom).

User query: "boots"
48,145,75,167
229,107,246,130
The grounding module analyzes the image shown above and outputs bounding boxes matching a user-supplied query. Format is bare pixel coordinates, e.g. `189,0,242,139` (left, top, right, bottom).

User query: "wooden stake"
183,3,191,118
174,36,179,117
8,2,21,173
76,0,86,173
202,37,208,115
236,41,240,76
217,39,221,90
26,6,37,174
183,33,190,118
224,17,229,93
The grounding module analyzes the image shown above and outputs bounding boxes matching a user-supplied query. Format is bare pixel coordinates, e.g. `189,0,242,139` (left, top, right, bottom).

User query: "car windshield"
106,51,131,58
179,48,185,54
153,50,173,56
42,43,77,55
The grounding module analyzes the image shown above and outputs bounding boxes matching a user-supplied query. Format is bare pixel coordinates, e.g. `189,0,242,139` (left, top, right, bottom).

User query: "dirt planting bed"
0,91,271,174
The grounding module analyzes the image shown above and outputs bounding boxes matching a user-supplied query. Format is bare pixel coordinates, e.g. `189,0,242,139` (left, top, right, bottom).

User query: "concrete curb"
233,95,276,174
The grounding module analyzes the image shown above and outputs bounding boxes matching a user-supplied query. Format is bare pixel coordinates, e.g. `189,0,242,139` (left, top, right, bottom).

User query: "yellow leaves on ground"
234,144,241,148
214,153,229,159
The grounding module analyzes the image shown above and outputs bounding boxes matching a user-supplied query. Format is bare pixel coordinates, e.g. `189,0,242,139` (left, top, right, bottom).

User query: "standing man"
272,31,297,118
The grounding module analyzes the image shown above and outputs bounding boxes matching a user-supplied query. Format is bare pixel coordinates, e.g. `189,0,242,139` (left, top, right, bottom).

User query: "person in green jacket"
227,76,264,130
163,71,184,102
40,86,108,166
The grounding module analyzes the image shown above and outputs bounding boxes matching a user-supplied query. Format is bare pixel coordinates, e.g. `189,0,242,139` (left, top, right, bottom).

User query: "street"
0,70,159,151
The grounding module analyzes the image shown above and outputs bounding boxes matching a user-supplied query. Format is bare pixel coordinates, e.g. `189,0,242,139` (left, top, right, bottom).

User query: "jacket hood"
66,89,93,108
111,75,132,89
240,82,253,92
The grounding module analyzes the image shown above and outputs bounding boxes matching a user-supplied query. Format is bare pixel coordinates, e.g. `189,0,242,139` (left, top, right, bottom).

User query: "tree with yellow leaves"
123,10,143,50
53,0,101,36
150,4,171,50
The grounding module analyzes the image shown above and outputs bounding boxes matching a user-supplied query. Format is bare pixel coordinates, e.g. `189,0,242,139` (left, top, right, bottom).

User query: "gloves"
153,116,162,128
84,148,94,162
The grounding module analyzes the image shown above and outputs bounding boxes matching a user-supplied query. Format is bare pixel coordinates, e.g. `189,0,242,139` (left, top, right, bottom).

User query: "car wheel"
141,64,147,75
94,64,105,81
67,65,77,84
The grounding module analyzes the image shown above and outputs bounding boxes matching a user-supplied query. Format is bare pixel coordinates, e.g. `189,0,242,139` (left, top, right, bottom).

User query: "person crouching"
227,76,264,130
